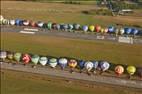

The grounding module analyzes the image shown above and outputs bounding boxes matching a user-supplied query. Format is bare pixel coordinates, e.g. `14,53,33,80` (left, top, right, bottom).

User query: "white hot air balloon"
49,58,57,68
58,58,68,70
10,20,15,25
39,57,48,66
84,61,93,75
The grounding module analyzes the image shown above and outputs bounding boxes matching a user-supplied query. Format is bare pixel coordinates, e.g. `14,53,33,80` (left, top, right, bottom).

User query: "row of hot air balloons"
0,15,141,35
0,51,142,79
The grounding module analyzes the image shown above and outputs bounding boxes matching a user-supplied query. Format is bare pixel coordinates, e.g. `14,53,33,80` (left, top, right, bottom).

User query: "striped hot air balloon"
49,58,57,68
22,54,31,65
115,65,124,76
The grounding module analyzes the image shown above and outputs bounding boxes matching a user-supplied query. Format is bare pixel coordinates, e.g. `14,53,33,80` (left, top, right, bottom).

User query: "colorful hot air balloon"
108,26,115,33
104,28,108,33
22,54,31,65
132,28,139,35
23,20,30,26
93,61,98,74
31,54,40,65
37,21,44,28
98,61,110,74
52,23,57,29
68,59,77,73
124,28,132,35
30,21,37,27
47,22,52,30
7,52,13,63
84,61,94,71
74,24,80,30
10,20,15,25
95,25,101,32
78,60,85,73
127,66,136,76
68,24,74,32
39,57,48,66
49,58,57,68
0,51,7,62
120,28,125,35
82,25,88,32
14,52,22,63
115,65,124,76
89,25,95,32
58,58,68,70
137,67,142,79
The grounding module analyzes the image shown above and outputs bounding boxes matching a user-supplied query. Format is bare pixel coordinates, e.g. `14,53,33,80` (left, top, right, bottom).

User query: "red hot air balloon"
95,25,101,32
22,54,31,65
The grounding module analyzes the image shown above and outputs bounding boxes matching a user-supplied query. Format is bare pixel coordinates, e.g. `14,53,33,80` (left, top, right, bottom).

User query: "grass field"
1,69,142,94
1,1,142,27
1,32,142,66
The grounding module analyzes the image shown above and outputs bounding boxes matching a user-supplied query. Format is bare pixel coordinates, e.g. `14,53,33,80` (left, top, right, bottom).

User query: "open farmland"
1,32,142,66
1,1,142,27
1,69,142,94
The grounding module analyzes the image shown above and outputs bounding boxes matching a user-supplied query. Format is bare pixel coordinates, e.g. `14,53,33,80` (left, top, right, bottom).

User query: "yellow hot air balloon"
100,28,104,33
127,66,136,75
89,25,95,32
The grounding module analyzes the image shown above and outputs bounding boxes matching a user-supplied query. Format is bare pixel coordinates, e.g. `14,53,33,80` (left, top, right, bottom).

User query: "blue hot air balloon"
108,26,115,33
82,25,88,32
15,19,23,26
58,58,68,70
93,61,99,69
79,60,85,69
131,28,139,35
98,60,110,72
124,27,132,35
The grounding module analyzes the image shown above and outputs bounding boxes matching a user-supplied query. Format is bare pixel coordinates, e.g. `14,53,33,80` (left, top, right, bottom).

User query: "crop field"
1,69,142,94
1,1,142,27
1,32,142,66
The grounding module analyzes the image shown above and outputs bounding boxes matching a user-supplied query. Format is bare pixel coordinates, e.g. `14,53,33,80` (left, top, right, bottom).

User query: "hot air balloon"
49,58,57,68
98,61,110,74
0,51,7,62
131,28,139,35
108,26,115,33
15,19,23,26
30,21,37,27
84,61,94,75
37,21,44,28
95,25,101,32
14,52,22,64
68,24,74,32
52,23,57,29
73,24,80,30
23,20,30,26
120,28,125,35
47,22,52,30
127,65,136,79
10,20,15,25
56,24,60,30
68,59,77,73
100,28,104,33
82,25,88,32
58,58,68,70
22,54,31,65
78,60,85,73
31,54,40,68
63,24,68,31
7,52,14,63
39,57,48,66
89,25,95,32
115,65,124,76
124,28,132,35
2,19,9,25
104,28,108,33
93,61,98,74
136,67,142,79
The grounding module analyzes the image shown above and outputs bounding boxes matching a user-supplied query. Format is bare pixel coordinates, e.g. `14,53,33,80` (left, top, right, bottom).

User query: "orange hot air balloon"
115,65,124,76
95,25,101,32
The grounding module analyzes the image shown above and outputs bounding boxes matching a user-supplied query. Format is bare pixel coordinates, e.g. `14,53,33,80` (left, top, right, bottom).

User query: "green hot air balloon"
31,55,40,67
47,22,52,30
127,66,136,79
14,52,22,64
49,58,57,68
7,52,14,63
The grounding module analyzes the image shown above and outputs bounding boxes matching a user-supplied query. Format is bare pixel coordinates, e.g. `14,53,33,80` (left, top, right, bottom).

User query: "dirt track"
1,62,142,89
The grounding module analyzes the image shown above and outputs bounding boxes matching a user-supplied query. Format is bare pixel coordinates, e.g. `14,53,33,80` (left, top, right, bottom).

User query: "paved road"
1,62,142,89
1,25,142,44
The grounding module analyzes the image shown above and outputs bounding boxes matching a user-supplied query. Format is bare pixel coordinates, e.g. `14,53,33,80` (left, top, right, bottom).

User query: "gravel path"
1,63,142,89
